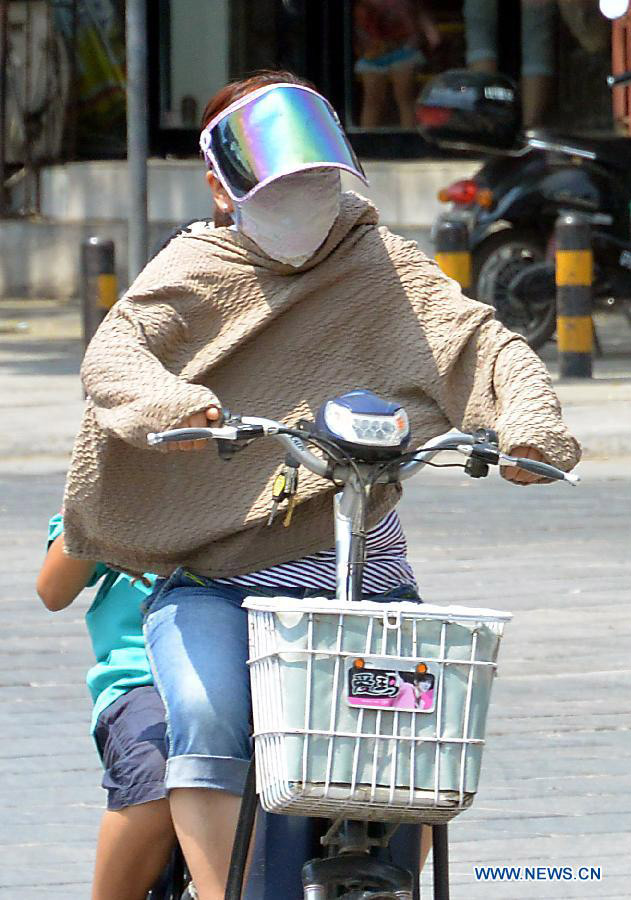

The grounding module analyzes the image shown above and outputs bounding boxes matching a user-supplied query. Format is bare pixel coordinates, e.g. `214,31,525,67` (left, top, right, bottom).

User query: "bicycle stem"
334,476,369,603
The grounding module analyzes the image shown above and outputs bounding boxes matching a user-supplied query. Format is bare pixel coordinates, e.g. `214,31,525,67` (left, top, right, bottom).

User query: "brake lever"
457,441,579,485
216,437,239,460
463,428,500,478
216,419,265,461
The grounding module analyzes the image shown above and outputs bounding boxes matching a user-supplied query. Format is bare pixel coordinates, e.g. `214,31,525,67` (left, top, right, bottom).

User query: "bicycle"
146,847,191,900
148,389,578,899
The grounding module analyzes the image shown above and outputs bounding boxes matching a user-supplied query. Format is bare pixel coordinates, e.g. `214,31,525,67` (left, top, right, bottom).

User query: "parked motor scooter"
416,68,631,346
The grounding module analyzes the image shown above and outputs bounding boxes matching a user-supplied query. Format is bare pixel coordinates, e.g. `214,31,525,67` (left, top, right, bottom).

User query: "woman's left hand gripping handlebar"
166,405,222,452
502,445,550,484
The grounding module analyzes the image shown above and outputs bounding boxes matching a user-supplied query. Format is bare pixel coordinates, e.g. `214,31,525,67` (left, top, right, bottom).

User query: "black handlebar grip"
152,428,214,444
509,457,566,481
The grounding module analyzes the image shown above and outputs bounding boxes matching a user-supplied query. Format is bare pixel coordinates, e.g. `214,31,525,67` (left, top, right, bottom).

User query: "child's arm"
36,534,97,612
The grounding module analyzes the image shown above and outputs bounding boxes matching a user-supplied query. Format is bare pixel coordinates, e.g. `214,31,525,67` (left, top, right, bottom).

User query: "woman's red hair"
201,70,315,130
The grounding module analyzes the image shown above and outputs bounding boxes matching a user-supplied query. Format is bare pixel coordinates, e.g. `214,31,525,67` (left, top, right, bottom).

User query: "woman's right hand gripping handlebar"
166,405,223,452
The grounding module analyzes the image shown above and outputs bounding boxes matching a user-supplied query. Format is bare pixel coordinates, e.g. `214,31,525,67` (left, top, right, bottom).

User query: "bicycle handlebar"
148,418,331,477
147,419,579,486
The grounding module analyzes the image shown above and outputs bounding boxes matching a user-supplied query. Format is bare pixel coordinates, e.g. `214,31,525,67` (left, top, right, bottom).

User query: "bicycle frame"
331,430,475,604
147,418,577,900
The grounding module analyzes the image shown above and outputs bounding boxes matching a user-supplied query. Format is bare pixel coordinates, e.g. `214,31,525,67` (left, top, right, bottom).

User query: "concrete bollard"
434,218,472,292
81,237,117,351
555,214,593,378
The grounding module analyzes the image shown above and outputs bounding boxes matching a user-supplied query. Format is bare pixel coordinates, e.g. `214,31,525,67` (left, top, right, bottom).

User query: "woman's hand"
166,406,222,452
501,445,550,484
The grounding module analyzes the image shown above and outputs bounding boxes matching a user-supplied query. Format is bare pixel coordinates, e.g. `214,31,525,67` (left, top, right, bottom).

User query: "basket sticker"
346,658,437,713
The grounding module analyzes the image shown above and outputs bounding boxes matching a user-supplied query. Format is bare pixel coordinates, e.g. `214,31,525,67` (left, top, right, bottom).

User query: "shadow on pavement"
0,338,82,378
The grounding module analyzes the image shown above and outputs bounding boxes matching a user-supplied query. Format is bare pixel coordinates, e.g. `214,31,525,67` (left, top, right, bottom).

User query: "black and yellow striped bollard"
434,218,472,293
555,214,593,378
81,237,118,352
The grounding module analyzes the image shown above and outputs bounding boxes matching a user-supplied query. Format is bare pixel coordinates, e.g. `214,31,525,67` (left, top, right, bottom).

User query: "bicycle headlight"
316,390,411,460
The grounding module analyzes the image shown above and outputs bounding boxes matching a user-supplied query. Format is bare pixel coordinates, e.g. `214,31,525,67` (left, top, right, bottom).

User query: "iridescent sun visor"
199,83,367,202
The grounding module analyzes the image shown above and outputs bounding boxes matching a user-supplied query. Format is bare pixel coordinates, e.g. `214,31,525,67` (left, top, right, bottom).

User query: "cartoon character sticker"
346,659,436,712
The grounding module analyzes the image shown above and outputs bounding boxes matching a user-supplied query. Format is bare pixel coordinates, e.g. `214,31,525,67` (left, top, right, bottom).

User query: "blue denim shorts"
355,45,424,74
143,569,420,796
94,685,168,810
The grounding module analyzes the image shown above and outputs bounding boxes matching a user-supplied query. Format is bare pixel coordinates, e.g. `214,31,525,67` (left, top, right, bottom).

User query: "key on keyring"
267,471,288,525
283,467,299,527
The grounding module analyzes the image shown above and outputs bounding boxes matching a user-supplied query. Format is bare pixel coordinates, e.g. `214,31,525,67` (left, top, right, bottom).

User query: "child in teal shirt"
38,516,376,899
37,515,175,900
46,515,156,733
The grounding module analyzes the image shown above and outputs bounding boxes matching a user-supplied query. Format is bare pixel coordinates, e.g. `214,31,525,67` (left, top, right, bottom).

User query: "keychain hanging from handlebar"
267,457,300,526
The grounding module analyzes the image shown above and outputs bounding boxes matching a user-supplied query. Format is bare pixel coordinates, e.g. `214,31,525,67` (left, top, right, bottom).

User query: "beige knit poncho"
64,193,580,577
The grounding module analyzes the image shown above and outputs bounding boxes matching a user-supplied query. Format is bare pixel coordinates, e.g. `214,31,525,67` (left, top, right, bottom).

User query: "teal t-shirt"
47,515,157,734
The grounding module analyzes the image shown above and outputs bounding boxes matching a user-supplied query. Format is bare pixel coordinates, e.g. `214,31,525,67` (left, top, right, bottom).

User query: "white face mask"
234,168,341,267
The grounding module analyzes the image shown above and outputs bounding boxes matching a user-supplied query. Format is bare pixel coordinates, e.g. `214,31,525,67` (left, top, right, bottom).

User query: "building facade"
0,0,625,173
1,0,629,298
149,0,618,163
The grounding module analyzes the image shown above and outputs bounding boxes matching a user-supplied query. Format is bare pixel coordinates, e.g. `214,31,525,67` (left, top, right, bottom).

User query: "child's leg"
92,800,175,900
92,686,175,900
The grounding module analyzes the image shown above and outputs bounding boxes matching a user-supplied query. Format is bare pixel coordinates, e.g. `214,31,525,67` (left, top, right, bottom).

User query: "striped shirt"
218,510,416,594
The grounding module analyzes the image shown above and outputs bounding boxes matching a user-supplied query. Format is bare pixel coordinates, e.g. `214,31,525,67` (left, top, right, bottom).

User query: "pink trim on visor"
199,83,367,203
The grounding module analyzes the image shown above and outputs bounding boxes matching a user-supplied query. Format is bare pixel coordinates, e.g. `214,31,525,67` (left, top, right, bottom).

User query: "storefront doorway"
146,1,617,160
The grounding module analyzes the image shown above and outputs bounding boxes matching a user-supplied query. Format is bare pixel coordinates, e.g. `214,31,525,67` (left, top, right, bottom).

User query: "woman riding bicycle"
63,70,580,900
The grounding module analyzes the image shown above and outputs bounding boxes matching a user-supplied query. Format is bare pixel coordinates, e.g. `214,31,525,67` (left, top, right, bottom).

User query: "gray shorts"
94,685,168,810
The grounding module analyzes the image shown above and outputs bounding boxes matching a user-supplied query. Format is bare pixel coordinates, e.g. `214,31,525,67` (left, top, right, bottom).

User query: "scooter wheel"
473,231,545,333
505,261,557,350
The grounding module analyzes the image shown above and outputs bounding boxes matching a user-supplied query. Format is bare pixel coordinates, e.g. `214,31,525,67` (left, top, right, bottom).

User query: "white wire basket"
244,597,511,824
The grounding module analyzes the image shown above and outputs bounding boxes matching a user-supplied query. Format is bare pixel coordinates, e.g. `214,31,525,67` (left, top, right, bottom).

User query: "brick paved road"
2,461,629,898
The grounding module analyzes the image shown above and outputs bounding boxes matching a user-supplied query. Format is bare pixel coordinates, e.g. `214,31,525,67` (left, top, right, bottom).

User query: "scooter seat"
526,129,631,171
